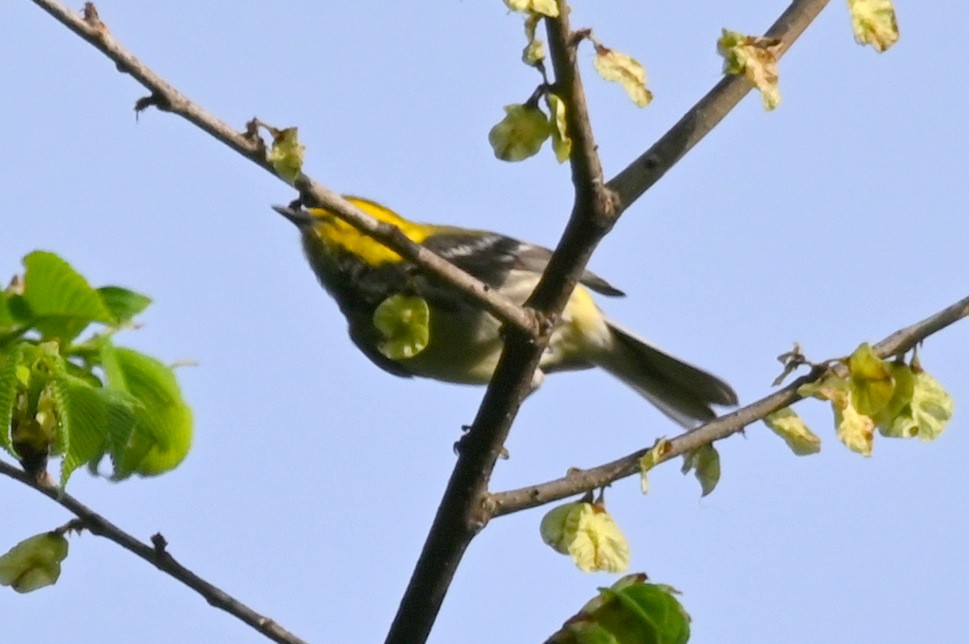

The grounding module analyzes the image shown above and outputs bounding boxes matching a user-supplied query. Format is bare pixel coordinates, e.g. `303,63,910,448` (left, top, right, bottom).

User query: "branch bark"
0,461,307,644
491,293,969,516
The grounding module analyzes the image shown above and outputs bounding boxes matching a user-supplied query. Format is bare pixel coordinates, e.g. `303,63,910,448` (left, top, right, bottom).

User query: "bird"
274,196,737,427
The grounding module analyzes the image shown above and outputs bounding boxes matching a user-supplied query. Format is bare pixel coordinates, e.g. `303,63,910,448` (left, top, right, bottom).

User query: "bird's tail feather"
594,321,738,428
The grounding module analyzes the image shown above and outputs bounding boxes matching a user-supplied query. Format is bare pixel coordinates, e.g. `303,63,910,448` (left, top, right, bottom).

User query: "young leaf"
0,344,26,456
521,14,545,66
0,291,18,333
50,374,137,487
107,348,192,478
540,501,630,573
97,286,152,325
681,443,720,496
548,574,691,644
488,104,551,162
718,29,782,110
593,47,652,107
847,342,895,416
847,0,899,52
546,93,572,163
504,0,558,18
21,251,114,342
764,407,821,455
0,532,69,594
267,127,305,185
638,437,671,494
835,395,875,456
373,295,430,360
878,365,953,441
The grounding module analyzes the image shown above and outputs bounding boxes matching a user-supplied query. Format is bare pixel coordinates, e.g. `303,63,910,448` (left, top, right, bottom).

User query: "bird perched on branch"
274,197,737,427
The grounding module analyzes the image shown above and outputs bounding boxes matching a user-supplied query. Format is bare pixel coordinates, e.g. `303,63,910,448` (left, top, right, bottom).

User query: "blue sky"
3,1,968,643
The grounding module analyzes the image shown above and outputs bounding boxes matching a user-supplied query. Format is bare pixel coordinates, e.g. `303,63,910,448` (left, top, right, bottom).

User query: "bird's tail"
593,321,738,428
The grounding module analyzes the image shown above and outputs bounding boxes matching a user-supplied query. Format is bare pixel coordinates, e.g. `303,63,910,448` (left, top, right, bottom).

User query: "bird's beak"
272,205,315,228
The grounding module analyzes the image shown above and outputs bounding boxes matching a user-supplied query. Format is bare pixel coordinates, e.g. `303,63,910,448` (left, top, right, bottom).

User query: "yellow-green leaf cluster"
547,574,691,644
373,294,430,360
540,501,630,573
0,252,193,485
593,46,652,108
798,344,954,456
847,0,899,52
764,408,821,455
717,29,782,110
0,532,68,594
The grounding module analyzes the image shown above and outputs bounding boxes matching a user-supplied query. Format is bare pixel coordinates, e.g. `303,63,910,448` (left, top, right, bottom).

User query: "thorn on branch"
82,3,107,34
150,532,169,555
134,92,172,119
55,518,86,536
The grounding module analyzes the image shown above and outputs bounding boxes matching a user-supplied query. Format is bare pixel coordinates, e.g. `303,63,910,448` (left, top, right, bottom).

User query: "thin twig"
28,0,537,338
0,460,307,644
491,294,969,516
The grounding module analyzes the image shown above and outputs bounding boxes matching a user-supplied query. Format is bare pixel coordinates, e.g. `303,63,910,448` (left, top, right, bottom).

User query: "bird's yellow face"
305,197,434,266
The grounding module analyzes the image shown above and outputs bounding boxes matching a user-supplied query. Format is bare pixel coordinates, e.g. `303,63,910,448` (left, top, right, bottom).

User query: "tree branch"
490,293,969,516
608,0,831,212
0,460,307,644
386,0,831,641
385,4,619,642
28,0,538,338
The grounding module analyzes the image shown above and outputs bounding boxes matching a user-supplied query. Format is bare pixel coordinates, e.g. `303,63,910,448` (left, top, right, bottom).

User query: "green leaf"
764,407,822,455
593,46,652,108
847,342,895,416
836,394,875,456
878,365,953,441
546,93,572,163
681,443,720,496
0,291,19,334
22,251,114,342
97,286,152,325
504,0,558,18
106,347,192,478
540,501,630,573
521,14,545,66
548,575,691,644
0,532,69,594
487,103,551,162
50,374,137,487
638,438,671,494
373,295,430,360
267,127,305,185
0,344,26,456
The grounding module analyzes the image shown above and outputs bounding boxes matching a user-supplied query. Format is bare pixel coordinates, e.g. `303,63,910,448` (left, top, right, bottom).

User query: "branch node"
150,532,169,554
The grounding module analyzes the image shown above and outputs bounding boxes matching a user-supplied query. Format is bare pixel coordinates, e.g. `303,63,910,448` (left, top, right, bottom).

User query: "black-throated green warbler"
274,197,737,427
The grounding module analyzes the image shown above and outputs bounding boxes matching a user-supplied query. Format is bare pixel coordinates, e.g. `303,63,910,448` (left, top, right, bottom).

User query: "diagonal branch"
28,0,537,338
0,460,307,644
608,0,830,212
490,293,969,516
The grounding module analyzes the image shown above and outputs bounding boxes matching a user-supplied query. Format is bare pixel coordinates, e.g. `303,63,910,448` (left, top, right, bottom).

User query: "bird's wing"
423,230,625,296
